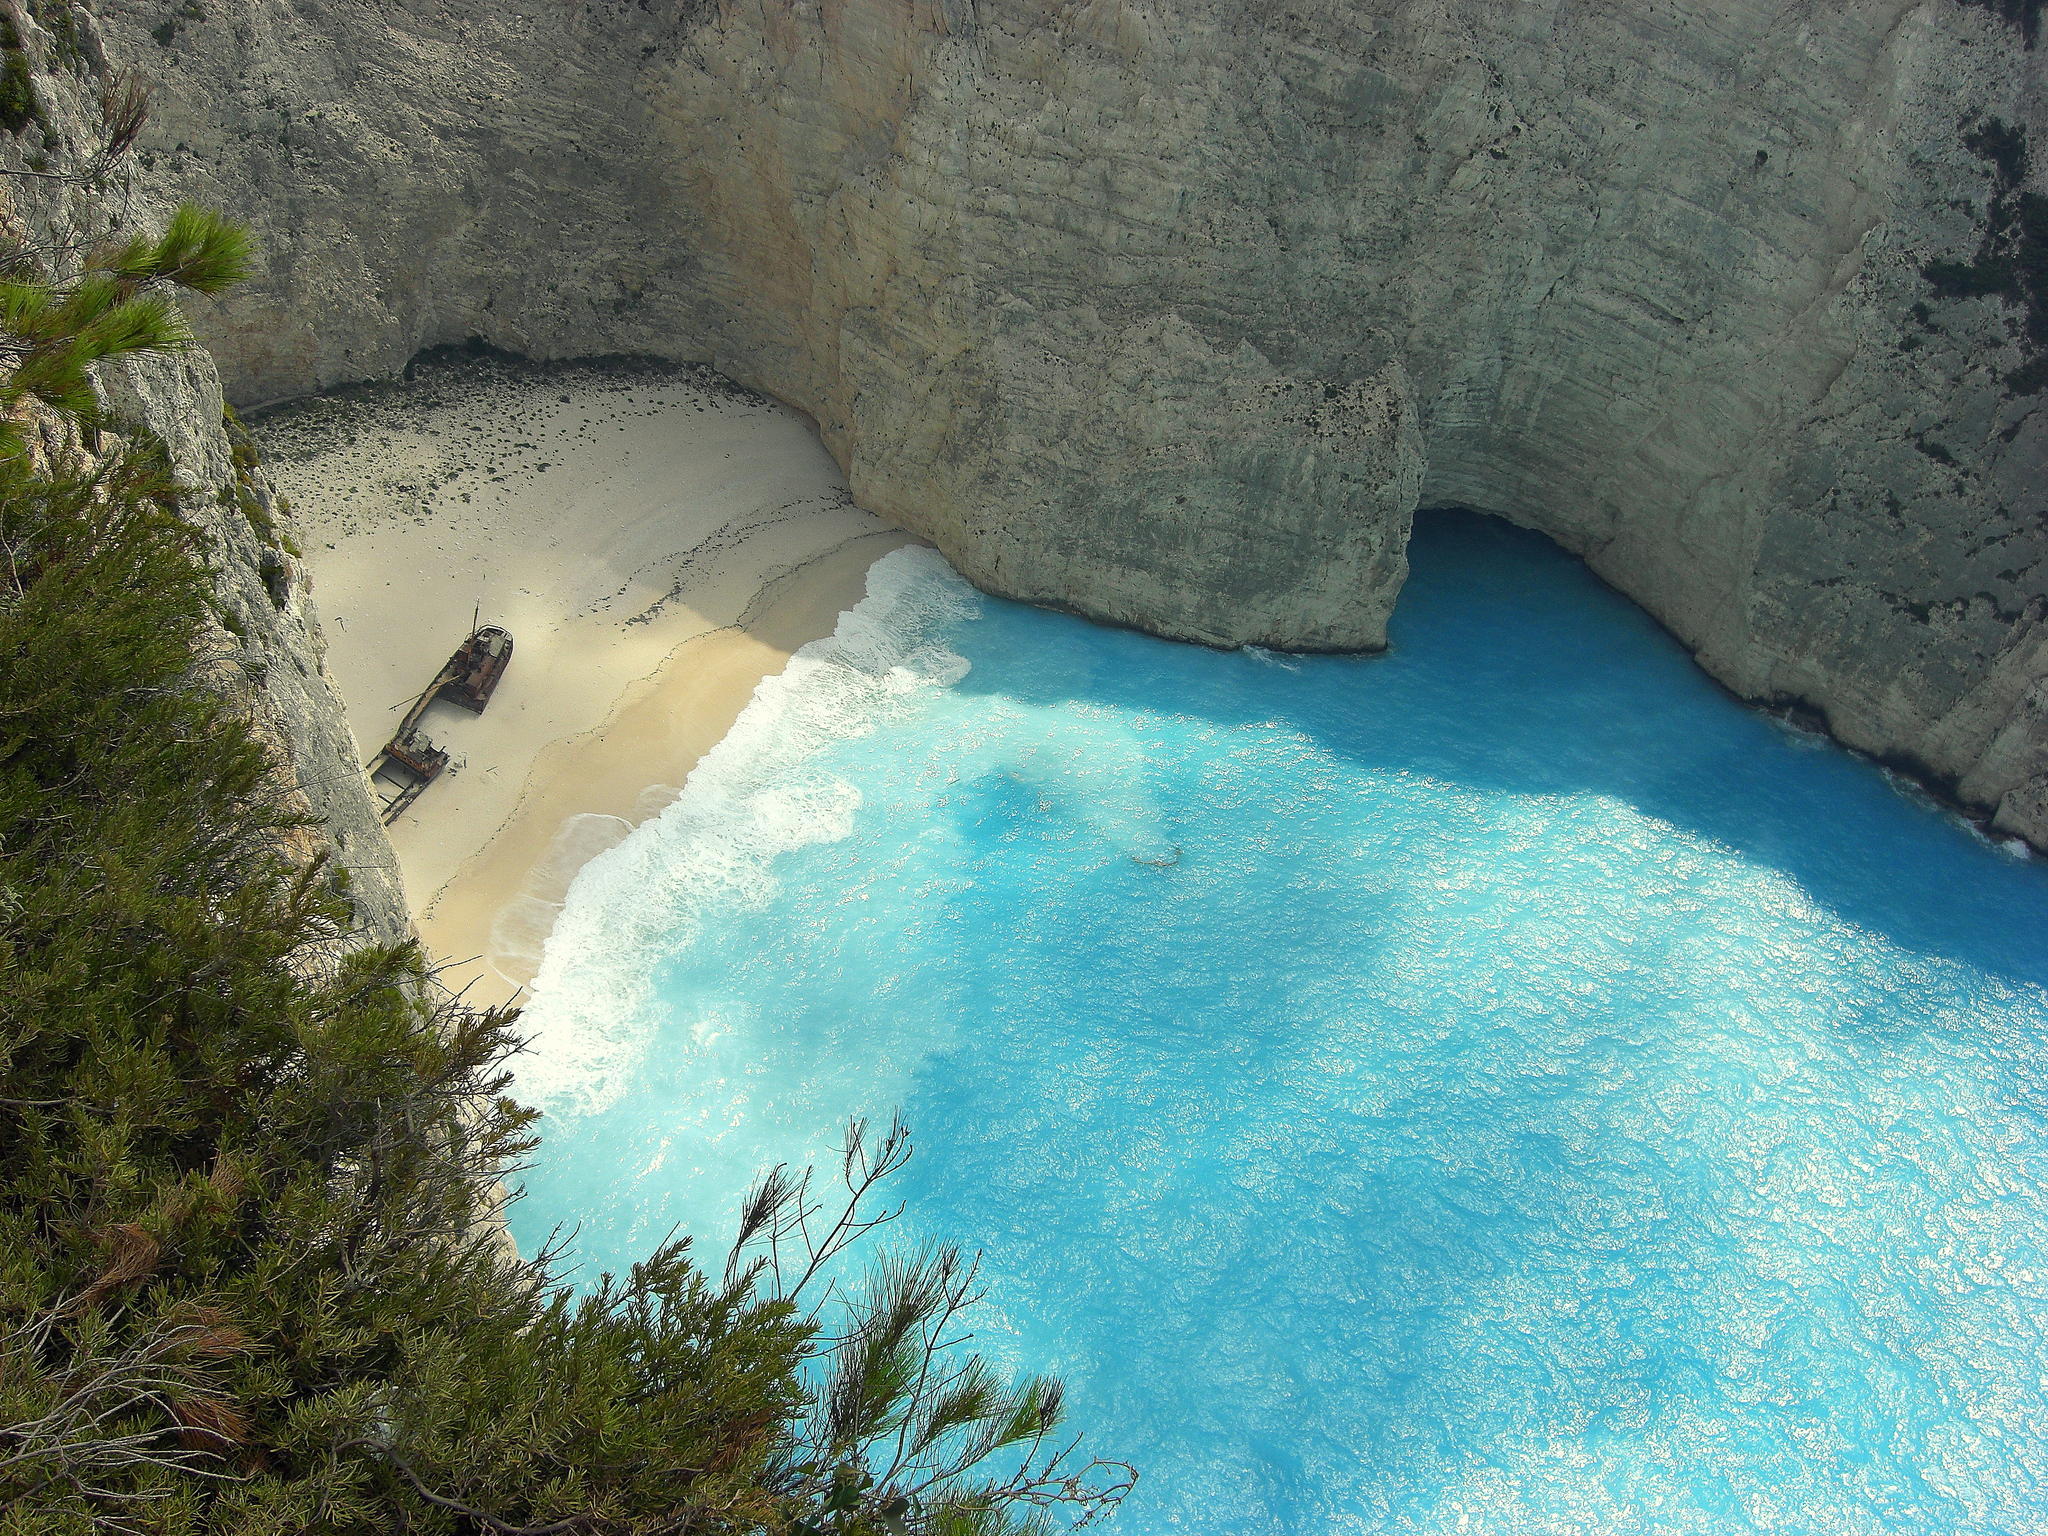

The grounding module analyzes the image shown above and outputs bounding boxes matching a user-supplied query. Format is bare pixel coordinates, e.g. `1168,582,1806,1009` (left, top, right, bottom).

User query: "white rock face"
97,347,412,947
90,0,2048,842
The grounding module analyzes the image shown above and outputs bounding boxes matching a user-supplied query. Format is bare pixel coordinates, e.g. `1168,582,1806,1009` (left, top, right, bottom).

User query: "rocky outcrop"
0,0,408,942
110,351,410,944
69,0,2048,844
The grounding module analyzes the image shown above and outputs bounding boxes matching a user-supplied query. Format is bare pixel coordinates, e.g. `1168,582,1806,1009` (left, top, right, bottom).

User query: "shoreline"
261,356,906,1008
420,529,911,1008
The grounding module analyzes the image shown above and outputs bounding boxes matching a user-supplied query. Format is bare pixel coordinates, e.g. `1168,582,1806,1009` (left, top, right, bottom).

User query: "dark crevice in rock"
1922,116,2048,395
1956,0,2044,46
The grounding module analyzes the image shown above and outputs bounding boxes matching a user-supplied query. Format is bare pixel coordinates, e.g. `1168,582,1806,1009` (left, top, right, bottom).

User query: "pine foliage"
0,203,254,437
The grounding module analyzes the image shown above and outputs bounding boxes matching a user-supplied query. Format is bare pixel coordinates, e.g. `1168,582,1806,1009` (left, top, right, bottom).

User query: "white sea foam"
488,812,639,975
513,545,981,1113
1240,644,1303,672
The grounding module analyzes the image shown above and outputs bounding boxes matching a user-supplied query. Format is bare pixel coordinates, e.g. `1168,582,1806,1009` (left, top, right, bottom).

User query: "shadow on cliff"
944,508,2048,994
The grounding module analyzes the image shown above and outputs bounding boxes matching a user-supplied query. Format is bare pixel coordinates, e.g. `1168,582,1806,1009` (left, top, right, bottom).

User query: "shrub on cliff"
0,215,1125,1533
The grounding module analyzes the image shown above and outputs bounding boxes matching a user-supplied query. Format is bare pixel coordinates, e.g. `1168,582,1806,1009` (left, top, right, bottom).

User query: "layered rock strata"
60,0,2048,844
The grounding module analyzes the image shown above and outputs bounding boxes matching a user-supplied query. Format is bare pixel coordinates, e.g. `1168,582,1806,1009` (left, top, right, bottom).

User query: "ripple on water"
514,516,2048,1536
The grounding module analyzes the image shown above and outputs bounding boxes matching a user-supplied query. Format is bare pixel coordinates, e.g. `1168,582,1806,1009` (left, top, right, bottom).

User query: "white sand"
257,358,908,1008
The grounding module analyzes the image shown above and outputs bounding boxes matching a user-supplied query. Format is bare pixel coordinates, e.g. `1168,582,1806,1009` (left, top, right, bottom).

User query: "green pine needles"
0,202,253,431
93,203,259,296
0,209,1128,1533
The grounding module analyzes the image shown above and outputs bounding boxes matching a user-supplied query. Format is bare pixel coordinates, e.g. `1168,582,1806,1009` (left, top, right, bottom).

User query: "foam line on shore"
270,356,903,1006
514,546,981,1114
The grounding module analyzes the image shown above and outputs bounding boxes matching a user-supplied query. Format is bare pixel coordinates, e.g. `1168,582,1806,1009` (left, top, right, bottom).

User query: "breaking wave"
512,546,980,1114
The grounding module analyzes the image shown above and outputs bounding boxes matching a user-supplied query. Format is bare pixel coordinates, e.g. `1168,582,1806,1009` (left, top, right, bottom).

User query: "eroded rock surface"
0,4,408,942
82,0,2048,843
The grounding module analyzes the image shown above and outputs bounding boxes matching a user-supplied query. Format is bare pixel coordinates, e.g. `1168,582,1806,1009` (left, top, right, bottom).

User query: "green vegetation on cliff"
0,215,1123,1534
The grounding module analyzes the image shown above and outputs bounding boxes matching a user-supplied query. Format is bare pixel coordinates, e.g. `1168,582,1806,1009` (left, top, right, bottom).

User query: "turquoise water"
511,513,2048,1536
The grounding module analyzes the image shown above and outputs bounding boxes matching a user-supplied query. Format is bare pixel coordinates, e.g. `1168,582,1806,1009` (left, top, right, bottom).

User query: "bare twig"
340,1439,596,1535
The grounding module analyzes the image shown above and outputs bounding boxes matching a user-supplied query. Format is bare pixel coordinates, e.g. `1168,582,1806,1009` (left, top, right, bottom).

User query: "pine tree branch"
340,1440,600,1535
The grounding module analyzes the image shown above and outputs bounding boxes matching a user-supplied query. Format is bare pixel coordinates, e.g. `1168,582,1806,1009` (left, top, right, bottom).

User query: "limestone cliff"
71,0,2048,845
0,0,407,942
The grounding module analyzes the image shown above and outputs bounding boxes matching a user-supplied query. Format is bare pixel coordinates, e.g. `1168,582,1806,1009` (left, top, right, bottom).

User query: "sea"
509,511,2048,1536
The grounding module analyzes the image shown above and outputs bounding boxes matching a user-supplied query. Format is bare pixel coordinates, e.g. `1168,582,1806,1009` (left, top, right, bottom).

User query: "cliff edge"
1,0,407,943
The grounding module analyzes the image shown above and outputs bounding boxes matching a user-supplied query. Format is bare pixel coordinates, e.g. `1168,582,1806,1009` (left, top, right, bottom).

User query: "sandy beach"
256,357,908,1008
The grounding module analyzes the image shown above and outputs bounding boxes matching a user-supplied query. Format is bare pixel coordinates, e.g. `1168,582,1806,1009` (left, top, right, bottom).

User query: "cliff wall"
77,0,2048,845
1,0,408,943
